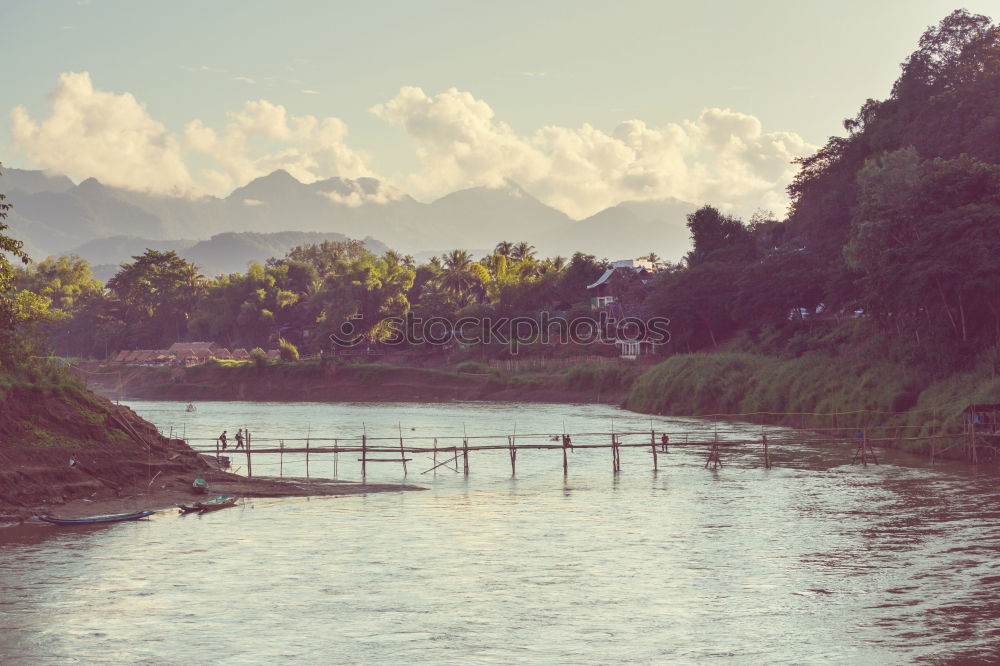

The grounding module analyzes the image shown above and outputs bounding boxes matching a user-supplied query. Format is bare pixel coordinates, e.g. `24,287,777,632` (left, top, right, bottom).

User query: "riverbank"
19,475,420,526
0,366,422,524
73,352,1000,462
79,358,641,405
623,352,1000,459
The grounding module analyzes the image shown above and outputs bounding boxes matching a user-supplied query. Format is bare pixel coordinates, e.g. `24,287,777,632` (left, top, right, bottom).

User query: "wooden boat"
178,494,237,514
36,510,156,525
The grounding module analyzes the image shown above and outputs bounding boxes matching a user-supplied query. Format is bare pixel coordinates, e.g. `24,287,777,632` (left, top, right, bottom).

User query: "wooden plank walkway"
178,426,977,479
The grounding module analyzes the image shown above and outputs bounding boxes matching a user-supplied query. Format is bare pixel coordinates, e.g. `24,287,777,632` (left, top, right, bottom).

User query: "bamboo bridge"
173,423,994,479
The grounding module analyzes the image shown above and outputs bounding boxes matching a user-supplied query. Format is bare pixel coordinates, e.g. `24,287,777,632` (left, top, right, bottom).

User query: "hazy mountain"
70,231,389,278
0,167,75,195
423,182,573,252
3,167,698,265
5,178,167,254
564,198,698,262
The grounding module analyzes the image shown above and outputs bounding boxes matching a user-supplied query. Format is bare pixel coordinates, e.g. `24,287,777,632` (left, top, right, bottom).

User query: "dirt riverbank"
0,377,421,525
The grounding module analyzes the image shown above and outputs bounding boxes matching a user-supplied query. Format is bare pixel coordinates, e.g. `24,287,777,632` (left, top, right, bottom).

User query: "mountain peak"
226,169,306,202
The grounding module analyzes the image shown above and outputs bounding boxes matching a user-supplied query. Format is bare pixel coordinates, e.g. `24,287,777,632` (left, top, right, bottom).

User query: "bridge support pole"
650,429,658,471
705,431,722,470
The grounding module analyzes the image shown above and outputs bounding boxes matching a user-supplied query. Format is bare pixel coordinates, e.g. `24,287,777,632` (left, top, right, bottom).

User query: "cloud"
10,72,195,196
316,181,406,207
300,89,319,95
9,74,813,219
197,65,225,73
11,72,373,199
521,71,547,77
373,86,815,218
234,76,255,84
183,99,374,194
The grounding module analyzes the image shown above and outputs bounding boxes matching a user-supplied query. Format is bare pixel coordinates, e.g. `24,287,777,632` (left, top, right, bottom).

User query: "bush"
454,361,496,376
278,338,299,362
250,347,267,368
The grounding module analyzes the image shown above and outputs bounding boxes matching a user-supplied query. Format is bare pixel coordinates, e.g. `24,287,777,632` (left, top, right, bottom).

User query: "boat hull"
37,510,156,525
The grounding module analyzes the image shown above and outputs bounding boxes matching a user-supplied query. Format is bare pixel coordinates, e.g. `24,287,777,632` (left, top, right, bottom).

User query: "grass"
623,351,1000,455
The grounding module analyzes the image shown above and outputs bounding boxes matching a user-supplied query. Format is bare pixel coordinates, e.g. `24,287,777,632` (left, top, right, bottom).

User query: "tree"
845,148,1000,347
106,250,205,348
439,250,488,305
278,337,299,361
493,241,514,257
1,167,51,366
511,241,536,262
684,206,753,266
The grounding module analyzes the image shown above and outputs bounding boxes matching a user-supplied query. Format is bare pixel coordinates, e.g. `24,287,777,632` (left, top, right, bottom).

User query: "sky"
0,0,992,218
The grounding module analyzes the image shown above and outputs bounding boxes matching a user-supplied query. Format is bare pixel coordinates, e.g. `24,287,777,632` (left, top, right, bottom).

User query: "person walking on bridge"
234,428,245,450
218,430,228,451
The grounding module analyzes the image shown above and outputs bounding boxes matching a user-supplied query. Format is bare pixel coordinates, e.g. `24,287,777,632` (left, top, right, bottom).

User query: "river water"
2,400,999,664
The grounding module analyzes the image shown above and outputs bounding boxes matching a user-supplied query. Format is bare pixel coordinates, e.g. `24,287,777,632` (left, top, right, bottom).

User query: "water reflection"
1,400,999,664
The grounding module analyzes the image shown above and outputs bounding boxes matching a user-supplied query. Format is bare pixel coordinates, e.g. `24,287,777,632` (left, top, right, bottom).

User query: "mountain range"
1,167,697,275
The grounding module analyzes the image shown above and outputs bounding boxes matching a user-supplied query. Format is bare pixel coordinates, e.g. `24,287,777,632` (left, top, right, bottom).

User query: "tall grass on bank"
623,352,1000,455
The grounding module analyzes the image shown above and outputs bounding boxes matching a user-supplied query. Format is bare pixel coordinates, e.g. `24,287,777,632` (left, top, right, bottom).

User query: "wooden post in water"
610,434,621,473
361,434,367,479
246,430,252,478
650,428,658,471
762,428,771,469
398,423,408,476
562,435,569,476
432,438,438,475
462,438,469,476
508,435,517,476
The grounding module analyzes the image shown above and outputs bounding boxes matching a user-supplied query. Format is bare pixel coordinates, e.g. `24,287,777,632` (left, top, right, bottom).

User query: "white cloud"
183,99,374,194
9,74,813,219
300,89,319,95
243,198,264,206
10,72,195,196
316,181,405,207
234,76,255,84
11,72,373,199
373,86,815,218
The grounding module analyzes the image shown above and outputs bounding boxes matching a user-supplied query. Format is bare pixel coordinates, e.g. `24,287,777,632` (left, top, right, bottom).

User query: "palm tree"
548,255,567,271
511,241,536,262
494,241,514,257
645,252,660,264
440,249,480,303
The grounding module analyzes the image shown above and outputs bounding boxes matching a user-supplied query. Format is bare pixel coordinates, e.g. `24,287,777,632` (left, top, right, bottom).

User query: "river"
2,400,999,664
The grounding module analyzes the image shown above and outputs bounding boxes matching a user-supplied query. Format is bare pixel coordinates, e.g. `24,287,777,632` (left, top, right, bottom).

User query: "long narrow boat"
178,495,237,514
36,510,157,525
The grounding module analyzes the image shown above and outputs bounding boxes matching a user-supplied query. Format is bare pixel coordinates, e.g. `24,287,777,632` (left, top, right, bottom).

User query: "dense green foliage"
643,10,1000,375
12,234,610,357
